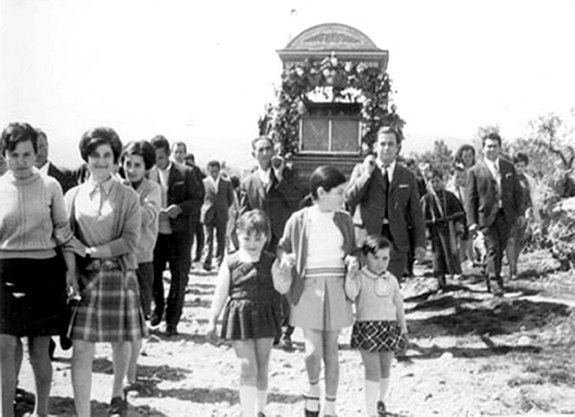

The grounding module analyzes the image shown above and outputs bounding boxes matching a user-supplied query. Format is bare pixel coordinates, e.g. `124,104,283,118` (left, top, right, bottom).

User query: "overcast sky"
1,0,574,168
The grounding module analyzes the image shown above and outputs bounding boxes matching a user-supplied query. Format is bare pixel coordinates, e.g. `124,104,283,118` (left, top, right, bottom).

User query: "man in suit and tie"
201,160,234,271
149,135,204,336
184,152,207,263
345,126,426,280
466,132,524,295
240,136,303,349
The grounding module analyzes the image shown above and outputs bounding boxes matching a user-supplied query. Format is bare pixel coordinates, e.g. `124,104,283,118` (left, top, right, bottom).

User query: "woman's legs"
71,340,95,417
126,338,142,385
0,334,18,417
254,338,273,414
27,336,52,417
360,350,381,416
232,339,258,417
111,342,131,399
302,329,323,412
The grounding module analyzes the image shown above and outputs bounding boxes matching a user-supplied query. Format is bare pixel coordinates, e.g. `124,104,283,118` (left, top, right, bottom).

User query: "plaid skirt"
69,259,146,342
351,321,408,353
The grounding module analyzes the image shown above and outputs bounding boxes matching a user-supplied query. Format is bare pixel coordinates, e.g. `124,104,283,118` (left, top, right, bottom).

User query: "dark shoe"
60,334,73,351
108,396,127,417
166,325,178,337
256,413,266,417
377,400,387,416
303,395,319,417
150,313,162,327
203,263,212,271
49,338,56,360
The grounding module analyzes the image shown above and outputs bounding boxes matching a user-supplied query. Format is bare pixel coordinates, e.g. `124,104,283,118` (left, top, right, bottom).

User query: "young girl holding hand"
278,165,359,417
346,235,408,417
207,209,289,417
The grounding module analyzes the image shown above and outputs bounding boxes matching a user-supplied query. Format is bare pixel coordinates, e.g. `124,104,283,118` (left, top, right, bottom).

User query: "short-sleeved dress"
220,251,281,340
66,178,146,342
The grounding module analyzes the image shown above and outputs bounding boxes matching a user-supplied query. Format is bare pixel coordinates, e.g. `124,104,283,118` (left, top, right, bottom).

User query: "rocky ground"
16,249,575,416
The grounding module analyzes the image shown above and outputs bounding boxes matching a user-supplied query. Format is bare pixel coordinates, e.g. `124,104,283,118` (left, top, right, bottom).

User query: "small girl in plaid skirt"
345,235,408,417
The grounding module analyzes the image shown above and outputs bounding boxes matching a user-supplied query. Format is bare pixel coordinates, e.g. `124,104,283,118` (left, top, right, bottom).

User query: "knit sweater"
0,169,72,259
277,206,356,304
124,178,161,264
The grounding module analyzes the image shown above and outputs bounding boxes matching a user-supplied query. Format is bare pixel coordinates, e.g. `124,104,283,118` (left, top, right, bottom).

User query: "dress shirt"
158,162,173,234
376,159,397,184
484,157,502,207
257,167,271,188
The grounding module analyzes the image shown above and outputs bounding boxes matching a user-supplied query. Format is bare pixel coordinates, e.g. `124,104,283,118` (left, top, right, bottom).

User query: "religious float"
260,23,405,190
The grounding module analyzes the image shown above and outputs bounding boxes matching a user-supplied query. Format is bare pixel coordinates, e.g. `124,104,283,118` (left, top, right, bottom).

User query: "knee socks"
256,389,267,413
239,385,257,417
379,377,390,401
304,379,320,412
324,395,336,415
364,380,379,416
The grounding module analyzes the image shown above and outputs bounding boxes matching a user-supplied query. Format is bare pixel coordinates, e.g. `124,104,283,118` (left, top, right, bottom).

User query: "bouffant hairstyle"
309,165,347,200
121,140,156,170
1,122,38,155
361,234,392,256
236,209,270,237
79,127,122,163
455,144,476,165
251,136,274,150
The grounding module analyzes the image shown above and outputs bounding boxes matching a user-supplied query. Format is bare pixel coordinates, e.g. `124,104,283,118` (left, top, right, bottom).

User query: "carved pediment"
285,23,379,51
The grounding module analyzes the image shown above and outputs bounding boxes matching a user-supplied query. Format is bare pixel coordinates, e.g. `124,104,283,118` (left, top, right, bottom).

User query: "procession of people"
0,123,534,417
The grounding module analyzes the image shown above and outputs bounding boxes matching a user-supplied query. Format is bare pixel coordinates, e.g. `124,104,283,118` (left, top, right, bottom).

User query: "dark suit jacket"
465,158,523,228
46,162,75,193
240,167,302,242
201,176,234,225
149,163,204,235
345,162,426,252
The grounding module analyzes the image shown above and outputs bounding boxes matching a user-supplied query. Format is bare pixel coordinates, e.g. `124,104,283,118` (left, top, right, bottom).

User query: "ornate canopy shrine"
268,23,402,186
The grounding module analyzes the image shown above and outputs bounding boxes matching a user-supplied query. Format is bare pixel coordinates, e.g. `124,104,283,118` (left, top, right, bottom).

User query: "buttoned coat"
149,162,204,234
345,163,425,253
465,158,523,228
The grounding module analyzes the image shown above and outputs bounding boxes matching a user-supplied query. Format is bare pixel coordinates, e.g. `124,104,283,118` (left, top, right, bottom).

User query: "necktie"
382,167,389,219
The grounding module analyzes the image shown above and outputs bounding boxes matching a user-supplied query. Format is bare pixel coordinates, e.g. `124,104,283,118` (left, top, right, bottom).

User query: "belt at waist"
83,258,121,271
229,291,278,300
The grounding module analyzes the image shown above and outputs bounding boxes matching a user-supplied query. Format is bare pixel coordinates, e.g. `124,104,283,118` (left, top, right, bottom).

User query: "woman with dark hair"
454,144,476,169
278,165,359,417
65,127,144,417
0,122,75,417
121,140,161,387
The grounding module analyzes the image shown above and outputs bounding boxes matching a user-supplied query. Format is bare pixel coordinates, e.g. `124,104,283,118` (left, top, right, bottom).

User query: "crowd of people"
0,122,538,417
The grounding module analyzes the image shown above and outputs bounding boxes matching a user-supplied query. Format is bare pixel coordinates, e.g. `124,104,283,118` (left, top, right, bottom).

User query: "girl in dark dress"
207,210,288,417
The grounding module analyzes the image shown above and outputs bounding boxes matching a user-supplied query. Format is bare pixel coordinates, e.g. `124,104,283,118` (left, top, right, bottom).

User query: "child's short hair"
236,209,270,236
310,165,347,200
361,234,392,256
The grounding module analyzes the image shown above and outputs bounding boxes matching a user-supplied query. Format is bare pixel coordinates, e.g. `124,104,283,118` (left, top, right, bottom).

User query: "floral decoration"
261,56,405,156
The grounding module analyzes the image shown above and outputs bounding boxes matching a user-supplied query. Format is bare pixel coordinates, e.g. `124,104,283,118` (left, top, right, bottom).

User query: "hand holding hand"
344,255,360,279
281,253,297,269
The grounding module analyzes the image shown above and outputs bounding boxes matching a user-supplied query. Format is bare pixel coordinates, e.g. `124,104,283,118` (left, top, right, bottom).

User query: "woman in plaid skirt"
345,235,408,417
65,128,145,417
